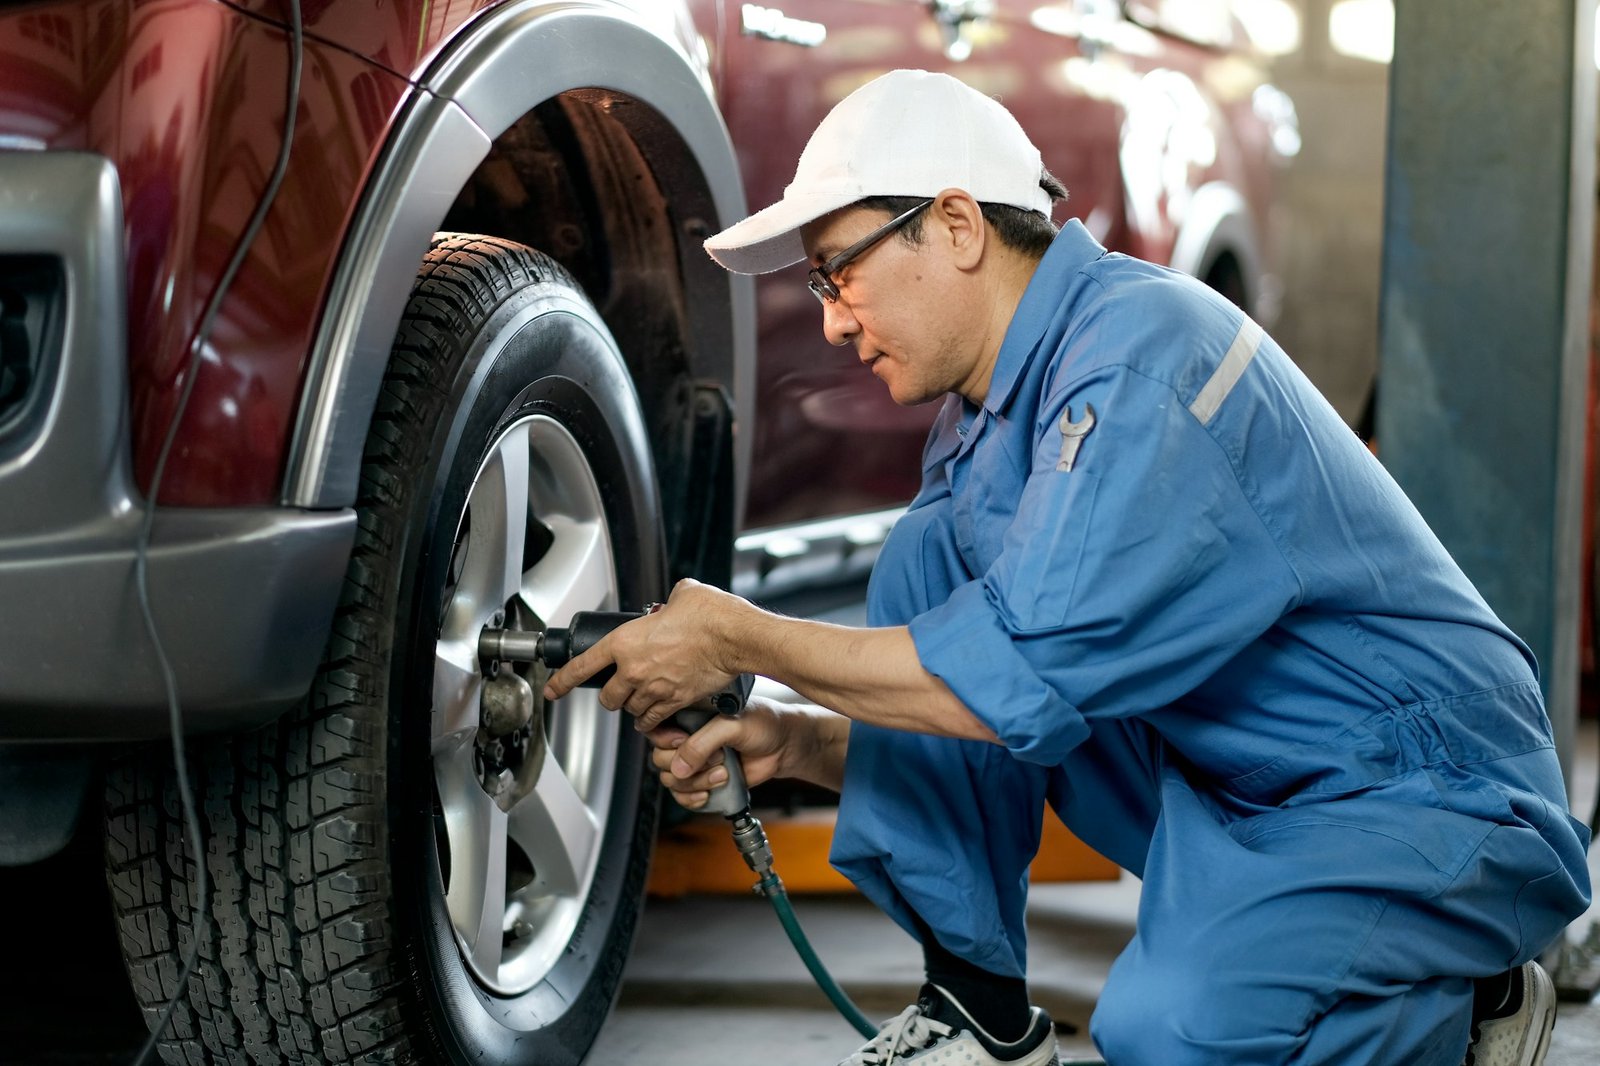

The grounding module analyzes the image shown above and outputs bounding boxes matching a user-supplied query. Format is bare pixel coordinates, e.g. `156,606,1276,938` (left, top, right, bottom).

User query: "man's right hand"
645,696,847,809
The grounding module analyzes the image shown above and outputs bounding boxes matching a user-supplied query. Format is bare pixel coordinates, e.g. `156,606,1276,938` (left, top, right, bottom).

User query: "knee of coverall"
865,497,970,627
1096,969,1476,1066
832,718,1051,978
1090,949,1292,1066
1093,965,1475,1066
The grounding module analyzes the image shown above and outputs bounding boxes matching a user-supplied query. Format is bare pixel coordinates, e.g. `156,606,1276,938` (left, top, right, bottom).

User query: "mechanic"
545,70,1592,1066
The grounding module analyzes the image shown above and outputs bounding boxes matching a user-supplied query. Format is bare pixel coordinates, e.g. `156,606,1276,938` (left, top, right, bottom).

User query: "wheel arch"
284,4,754,578
1168,181,1275,326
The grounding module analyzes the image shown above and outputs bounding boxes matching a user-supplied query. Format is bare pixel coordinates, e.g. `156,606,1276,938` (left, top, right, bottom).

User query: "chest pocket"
994,470,1101,633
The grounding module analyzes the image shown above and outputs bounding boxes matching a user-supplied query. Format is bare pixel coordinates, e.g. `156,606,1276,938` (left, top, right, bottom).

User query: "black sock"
914,916,1031,1043
1472,967,1519,1021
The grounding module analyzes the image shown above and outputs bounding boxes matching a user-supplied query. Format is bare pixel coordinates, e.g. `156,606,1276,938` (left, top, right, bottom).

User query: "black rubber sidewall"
392,291,662,1066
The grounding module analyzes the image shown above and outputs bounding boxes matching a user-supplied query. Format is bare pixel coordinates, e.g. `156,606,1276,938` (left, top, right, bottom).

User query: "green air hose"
725,809,879,1038
735,815,1106,1065
754,869,879,1038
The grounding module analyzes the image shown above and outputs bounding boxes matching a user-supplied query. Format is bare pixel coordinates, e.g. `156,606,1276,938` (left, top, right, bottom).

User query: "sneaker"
837,983,1059,1066
1463,961,1557,1066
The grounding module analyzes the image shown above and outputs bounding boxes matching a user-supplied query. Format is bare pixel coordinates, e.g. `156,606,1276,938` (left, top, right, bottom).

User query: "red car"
0,2,1293,1063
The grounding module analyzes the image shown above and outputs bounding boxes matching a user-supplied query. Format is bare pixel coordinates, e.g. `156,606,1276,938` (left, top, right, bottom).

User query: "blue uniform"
829,221,1592,1064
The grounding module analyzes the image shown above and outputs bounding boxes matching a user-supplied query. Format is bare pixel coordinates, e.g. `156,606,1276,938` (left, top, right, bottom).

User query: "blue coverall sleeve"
909,364,1303,765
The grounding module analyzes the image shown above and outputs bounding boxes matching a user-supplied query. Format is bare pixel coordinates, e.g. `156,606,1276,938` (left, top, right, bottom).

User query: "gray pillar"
1378,0,1594,783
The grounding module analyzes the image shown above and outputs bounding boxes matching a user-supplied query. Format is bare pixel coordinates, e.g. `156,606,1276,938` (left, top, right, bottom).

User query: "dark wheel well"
1203,251,1250,315
439,91,734,587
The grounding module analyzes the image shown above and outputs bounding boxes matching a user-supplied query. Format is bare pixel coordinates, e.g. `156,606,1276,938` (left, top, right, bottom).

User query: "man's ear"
931,189,986,269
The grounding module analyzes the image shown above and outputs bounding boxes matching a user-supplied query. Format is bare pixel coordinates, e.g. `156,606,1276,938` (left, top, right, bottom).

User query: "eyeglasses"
806,199,935,304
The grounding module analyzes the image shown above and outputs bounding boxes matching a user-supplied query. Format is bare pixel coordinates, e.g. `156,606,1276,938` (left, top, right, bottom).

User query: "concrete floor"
592,720,1600,1065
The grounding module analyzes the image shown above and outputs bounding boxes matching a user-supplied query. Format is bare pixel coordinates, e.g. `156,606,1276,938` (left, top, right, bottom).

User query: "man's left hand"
541,579,749,731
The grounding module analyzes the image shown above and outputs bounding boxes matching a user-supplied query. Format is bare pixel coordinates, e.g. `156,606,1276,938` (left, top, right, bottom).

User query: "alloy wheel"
430,414,620,995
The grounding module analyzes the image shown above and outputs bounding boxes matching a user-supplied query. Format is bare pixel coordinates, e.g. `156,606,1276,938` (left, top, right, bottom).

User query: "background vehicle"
0,1,1292,1063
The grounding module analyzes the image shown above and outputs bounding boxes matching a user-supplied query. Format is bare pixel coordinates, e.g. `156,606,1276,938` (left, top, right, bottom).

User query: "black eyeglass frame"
806,199,935,304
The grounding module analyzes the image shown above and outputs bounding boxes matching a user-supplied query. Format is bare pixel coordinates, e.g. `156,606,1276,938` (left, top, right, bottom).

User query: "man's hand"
645,697,849,808
542,579,753,730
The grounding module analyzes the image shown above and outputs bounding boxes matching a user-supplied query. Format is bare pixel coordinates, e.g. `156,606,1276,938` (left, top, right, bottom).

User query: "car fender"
283,1,754,520
1167,180,1273,325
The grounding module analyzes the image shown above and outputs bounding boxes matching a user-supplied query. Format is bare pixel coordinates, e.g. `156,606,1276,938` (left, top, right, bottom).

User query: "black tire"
106,235,664,1065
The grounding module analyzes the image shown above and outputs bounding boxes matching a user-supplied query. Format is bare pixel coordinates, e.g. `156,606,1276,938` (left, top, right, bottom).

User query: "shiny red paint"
0,0,708,506
0,0,1282,521
693,0,1286,530
0,0,411,505
228,0,496,80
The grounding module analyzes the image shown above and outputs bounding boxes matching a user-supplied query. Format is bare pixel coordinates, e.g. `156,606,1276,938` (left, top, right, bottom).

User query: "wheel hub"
475,646,548,811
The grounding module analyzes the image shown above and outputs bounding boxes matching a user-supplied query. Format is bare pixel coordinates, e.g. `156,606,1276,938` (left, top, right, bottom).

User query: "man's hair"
857,169,1069,259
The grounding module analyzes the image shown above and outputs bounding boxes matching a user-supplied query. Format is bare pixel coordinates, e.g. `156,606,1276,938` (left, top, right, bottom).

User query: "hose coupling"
729,809,774,880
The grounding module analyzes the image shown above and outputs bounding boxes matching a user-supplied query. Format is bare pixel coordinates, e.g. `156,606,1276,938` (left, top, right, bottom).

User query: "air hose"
726,809,878,1038
731,812,1105,1065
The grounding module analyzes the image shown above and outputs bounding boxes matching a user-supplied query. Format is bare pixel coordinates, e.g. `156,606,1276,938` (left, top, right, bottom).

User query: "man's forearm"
775,702,853,792
728,611,999,744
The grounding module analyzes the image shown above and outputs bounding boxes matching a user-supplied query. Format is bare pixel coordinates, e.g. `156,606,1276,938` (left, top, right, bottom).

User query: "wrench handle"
672,688,752,818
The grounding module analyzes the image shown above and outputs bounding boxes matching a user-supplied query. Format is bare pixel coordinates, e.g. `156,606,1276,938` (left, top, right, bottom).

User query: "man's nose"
821,297,859,347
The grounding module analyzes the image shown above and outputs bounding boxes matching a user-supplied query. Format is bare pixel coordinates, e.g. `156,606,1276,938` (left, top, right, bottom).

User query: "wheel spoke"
437,746,509,977
520,515,612,625
432,636,481,752
508,755,600,899
452,423,532,631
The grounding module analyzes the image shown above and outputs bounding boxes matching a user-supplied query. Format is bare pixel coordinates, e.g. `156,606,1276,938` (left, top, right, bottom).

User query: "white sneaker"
836,983,1059,1066
1463,961,1557,1066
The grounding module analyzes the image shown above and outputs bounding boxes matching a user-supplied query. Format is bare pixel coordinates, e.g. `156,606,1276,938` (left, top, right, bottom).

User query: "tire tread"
104,235,578,1065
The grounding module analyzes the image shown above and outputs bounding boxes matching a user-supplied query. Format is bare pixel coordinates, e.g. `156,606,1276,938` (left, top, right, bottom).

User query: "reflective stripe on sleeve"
1189,316,1264,425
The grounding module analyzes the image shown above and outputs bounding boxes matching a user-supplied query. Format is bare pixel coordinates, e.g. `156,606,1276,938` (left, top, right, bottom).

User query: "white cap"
705,69,1051,275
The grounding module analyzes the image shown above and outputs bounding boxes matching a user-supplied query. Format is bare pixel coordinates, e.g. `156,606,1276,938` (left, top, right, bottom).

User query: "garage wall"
1261,0,1390,426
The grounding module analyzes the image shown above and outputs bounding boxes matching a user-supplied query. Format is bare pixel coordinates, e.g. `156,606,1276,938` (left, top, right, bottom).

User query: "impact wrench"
478,610,878,1039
